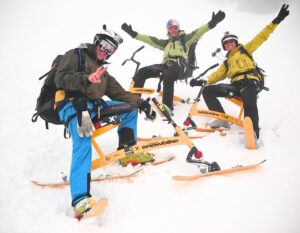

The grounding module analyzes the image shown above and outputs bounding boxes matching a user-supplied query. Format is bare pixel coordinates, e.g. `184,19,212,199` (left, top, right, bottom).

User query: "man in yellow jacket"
191,4,289,140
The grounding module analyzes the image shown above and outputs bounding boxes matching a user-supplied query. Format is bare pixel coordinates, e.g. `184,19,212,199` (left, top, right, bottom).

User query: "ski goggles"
222,39,237,46
167,25,179,31
98,40,117,55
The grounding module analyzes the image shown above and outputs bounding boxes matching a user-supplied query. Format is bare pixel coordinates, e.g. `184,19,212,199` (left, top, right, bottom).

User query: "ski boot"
74,197,96,219
208,119,230,129
119,152,155,166
198,161,221,173
209,162,221,172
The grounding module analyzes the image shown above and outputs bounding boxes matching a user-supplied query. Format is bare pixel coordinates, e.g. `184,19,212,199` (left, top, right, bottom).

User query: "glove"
190,79,207,87
272,4,289,25
77,111,95,137
121,23,138,38
73,99,95,137
138,98,156,120
208,10,226,29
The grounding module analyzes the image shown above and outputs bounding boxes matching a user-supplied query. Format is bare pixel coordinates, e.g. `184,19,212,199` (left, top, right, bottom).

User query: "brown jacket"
55,43,141,106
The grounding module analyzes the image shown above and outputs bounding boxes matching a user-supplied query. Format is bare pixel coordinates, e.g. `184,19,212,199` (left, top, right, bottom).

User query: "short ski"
31,169,143,189
244,116,256,149
78,198,108,221
151,155,175,165
172,159,266,181
122,155,175,167
137,135,206,141
31,156,174,189
194,127,228,136
195,128,225,133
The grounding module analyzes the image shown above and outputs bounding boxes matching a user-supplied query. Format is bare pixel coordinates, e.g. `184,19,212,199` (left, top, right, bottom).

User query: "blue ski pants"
58,100,138,206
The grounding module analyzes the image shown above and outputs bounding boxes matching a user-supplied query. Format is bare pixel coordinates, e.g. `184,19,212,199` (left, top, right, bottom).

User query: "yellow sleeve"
207,63,228,84
243,23,277,54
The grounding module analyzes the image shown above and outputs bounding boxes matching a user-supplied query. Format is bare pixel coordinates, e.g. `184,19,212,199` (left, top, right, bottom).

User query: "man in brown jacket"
55,32,155,219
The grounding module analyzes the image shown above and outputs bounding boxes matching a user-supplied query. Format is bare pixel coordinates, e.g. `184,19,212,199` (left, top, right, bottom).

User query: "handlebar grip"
121,60,127,66
136,45,145,53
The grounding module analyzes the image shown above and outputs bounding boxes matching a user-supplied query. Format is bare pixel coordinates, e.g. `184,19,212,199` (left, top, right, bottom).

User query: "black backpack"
179,35,198,71
187,41,198,70
32,48,85,129
223,45,268,92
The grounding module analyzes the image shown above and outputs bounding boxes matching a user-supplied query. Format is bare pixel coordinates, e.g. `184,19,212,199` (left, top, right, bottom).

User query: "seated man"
54,31,156,218
121,11,225,110
191,4,289,140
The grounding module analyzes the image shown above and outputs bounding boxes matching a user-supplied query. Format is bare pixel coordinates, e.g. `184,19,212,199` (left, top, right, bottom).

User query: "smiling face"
223,39,237,52
166,19,180,38
167,25,179,38
95,39,118,61
96,45,109,61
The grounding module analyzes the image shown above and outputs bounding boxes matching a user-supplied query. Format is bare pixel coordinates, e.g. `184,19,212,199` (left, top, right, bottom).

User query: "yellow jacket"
207,23,277,85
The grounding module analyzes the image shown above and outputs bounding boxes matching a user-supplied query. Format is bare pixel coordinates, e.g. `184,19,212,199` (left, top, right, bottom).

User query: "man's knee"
203,84,238,99
202,85,218,99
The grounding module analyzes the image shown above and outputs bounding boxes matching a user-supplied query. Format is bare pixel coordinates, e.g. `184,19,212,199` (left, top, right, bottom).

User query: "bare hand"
88,67,107,83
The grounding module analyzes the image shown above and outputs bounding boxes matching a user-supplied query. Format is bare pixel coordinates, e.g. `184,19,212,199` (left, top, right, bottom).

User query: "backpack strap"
239,46,254,61
179,34,198,71
223,59,228,70
179,35,187,53
75,48,85,72
61,48,86,137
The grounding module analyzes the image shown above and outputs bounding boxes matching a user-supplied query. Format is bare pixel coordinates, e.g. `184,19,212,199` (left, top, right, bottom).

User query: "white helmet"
166,19,180,31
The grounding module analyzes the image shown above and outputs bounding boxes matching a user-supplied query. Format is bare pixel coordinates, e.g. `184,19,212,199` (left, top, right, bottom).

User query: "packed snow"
0,0,299,233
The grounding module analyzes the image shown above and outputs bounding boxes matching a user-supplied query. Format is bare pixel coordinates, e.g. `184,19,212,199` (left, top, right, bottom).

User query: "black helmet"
221,32,238,50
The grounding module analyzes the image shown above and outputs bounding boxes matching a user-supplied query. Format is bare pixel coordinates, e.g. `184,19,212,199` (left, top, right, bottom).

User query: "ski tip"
79,198,109,221
172,175,194,181
259,159,267,164
31,180,39,186
100,197,109,206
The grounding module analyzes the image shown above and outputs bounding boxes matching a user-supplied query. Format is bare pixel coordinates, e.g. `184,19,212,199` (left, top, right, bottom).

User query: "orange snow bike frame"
183,64,244,132
122,46,190,104
91,98,211,171
184,80,258,149
183,81,259,150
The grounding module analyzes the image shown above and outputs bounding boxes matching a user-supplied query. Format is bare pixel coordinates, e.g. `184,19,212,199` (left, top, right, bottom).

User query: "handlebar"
195,63,219,80
133,46,145,57
122,46,145,77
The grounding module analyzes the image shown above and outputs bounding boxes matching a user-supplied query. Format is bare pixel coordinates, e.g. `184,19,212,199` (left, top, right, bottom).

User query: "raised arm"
185,10,225,47
121,23,168,50
244,4,289,54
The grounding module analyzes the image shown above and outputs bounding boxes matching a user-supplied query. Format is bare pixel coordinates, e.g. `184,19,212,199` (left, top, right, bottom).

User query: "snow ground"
0,0,300,233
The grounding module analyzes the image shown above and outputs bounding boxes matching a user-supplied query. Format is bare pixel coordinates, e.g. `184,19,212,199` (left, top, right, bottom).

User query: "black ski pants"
202,79,260,138
133,62,189,110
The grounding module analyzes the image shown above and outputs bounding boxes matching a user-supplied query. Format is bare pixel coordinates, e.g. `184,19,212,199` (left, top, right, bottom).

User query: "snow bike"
122,46,190,103
183,64,256,149
91,97,220,171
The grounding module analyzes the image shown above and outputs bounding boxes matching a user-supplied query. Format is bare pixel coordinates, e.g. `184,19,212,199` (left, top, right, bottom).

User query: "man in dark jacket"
121,11,225,110
55,32,155,218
